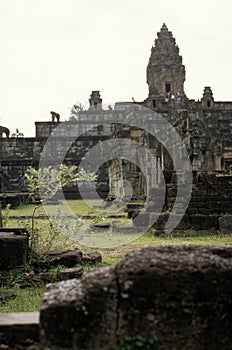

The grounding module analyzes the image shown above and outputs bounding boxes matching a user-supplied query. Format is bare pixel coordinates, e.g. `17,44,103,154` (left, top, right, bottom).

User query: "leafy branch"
25,164,97,202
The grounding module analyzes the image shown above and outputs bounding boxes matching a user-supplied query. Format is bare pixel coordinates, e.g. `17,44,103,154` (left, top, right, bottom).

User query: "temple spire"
161,23,168,31
146,23,186,99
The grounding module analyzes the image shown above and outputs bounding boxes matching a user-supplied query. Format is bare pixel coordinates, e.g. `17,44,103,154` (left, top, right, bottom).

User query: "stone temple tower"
146,23,186,108
89,90,102,110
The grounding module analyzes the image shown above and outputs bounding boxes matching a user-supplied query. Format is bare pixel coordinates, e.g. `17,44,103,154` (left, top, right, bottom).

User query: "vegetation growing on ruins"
69,101,86,120
112,332,177,350
11,128,24,138
25,164,96,202
1,199,232,313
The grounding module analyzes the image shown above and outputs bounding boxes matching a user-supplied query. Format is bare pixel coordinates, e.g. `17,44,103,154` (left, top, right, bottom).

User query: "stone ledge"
0,312,39,326
0,312,39,344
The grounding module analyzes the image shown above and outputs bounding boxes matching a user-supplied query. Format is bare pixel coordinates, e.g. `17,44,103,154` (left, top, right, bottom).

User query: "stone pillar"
0,202,2,227
214,155,222,171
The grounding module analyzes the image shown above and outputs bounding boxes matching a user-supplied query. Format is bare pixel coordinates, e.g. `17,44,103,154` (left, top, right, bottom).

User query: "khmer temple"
0,24,232,205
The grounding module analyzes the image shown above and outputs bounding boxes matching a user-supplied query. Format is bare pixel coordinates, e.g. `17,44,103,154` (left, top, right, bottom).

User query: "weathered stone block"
40,268,118,350
40,245,232,350
0,312,39,344
187,208,198,215
82,253,102,265
92,222,110,229
115,245,232,349
38,267,84,283
189,214,219,230
57,267,83,280
47,248,82,267
152,213,169,230
0,233,28,270
198,208,210,215
219,215,232,235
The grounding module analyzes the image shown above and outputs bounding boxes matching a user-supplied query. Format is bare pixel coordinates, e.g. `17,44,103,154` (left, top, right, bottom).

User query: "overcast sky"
0,0,231,136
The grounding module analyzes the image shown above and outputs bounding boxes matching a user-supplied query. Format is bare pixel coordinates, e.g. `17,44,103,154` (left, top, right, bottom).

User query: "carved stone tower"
146,23,186,107
89,90,102,110
201,87,215,109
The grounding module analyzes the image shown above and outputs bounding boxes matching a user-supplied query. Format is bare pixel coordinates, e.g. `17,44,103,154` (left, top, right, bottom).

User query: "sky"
0,0,231,136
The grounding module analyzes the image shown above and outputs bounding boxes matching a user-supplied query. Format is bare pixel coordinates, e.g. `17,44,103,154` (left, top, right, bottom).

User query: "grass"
4,199,123,217
0,230,231,312
0,286,45,312
94,230,232,264
1,201,232,312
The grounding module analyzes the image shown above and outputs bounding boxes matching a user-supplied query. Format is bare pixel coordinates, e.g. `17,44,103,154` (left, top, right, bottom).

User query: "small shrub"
2,204,11,226
112,332,177,350
7,266,37,289
113,332,158,350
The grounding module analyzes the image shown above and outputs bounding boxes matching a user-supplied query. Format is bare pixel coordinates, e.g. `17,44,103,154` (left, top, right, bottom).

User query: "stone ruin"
108,23,232,200
0,23,232,230
39,245,232,350
1,23,232,350
0,126,10,138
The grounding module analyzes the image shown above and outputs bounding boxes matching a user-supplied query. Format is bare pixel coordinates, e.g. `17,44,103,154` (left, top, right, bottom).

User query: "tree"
11,128,24,138
25,164,97,202
69,102,86,120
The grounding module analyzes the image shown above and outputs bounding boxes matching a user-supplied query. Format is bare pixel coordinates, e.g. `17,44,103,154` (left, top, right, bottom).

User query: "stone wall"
0,132,110,197
0,138,44,192
187,173,232,229
154,172,232,231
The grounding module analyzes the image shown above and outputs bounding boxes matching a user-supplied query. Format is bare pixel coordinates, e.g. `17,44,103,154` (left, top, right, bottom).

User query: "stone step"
0,312,39,344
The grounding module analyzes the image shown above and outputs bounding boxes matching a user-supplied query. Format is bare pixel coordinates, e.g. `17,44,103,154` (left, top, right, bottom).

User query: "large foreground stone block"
40,245,232,350
0,233,28,270
115,245,232,350
40,268,118,350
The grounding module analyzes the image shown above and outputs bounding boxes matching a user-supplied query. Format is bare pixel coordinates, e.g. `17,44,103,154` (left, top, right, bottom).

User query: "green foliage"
2,203,11,226
6,267,37,289
0,286,45,312
35,220,72,254
25,164,97,202
15,208,75,268
0,331,38,349
113,332,177,350
18,215,76,266
216,171,232,177
25,164,77,201
113,332,159,350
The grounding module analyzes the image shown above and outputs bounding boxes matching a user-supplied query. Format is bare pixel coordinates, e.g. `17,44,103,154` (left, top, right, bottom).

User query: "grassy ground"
89,230,232,264
1,230,231,313
1,202,232,312
0,286,45,312
4,199,118,217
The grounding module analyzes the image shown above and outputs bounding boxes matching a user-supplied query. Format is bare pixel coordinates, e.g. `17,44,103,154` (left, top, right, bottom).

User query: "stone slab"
0,312,39,326
0,312,39,344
